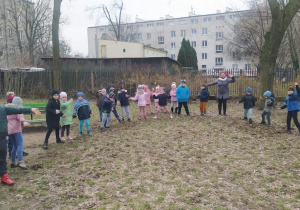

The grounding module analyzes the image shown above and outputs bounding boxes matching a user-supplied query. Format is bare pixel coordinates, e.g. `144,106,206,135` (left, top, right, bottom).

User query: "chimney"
165,15,174,19
226,7,233,12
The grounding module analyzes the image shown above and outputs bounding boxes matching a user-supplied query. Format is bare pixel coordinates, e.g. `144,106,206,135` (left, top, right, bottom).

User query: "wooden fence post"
91,70,95,93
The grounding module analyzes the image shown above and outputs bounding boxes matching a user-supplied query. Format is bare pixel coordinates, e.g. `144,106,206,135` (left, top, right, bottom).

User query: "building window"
202,28,208,35
171,54,176,59
171,31,176,37
191,19,198,24
191,41,196,48
0,27,2,38
147,44,151,47
215,57,223,65
18,14,22,22
137,24,143,28
245,64,251,70
127,25,133,29
137,33,142,39
202,40,207,47
19,31,23,41
109,27,114,31
216,45,223,53
147,23,153,27
179,20,186,25
7,10,11,20
8,28,13,39
202,65,207,69
168,22,175,26
203,17,211,22
232,64,238,69
158,36,164,44
181,30,186,37
216,15,225,20
216,32,223,40
157,22,164,26
147,33,151,40
171,42,175,49
99,28,104,32
158,48,164,51
202,53,207,60
230,14,238,19
191,29,196,36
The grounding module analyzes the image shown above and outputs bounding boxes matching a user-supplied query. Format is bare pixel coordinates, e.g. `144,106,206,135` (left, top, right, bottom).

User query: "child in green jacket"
60,92,73,140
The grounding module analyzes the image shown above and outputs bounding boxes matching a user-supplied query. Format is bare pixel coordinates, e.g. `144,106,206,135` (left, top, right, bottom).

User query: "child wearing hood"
280,82,300,135
59,92,73,140
73,92,92,136
43,90,65,150
260,90,275,127
238,87,256,124
199,84,210,116
170,82,178,113
130,85,148,120
7,97,30,170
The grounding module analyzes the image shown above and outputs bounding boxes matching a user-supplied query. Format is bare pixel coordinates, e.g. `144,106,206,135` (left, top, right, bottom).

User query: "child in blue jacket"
176,79,190,115
280,82,300,135
73,92,92,136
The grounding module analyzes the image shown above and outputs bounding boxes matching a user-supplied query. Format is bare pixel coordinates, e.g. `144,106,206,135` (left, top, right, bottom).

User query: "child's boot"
144,115,148,119
171,107,174,113
243,117,247,120
100,127,104,132
78,132,83,136
60,136,66,141
1,173,14,185
42,142,48,150
87,131,92,136
17,161,28,170
170,114,173,119
175,107,178,113
249,118,252,124
138,115,141,120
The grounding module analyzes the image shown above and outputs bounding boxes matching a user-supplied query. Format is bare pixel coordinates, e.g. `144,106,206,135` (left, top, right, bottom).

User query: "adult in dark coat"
43,90,64,149
207,73,235,115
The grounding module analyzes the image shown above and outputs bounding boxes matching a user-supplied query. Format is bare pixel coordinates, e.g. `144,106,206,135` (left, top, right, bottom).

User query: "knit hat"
101,89,107,93
138,85,143,90
60,92,67,98
155,85,160,90
263,91,271,97
109,93,115,98
120,85,125,89
6,92,15,103
52,89,59,96
246,87,252,93
181,79,187,84
288,87,295,92
171,82,176,88
77,92,84,98
109,87,115,92
12,97,22,107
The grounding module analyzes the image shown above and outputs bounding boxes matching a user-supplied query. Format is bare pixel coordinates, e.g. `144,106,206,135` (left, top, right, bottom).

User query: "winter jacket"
281,85,300,111
170,88,177,102
0,105,31,140
7,114,25,135
207,77,235,99
199,87,210,102
118,91,130,107
176,85,190,103
153,93,170,106
263,97,275,113
102,97,113,113
95,92,107,108
131,91,147,106
239,94,256,109
60,101,73,126
145,91,151,105
73,99,91,120
46,98,63,128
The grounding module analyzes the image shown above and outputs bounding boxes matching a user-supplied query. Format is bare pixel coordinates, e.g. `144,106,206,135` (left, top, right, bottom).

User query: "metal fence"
0,67,298,99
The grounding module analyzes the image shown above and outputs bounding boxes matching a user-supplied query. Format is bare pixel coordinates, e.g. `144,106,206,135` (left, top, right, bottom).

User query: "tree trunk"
52,0,62,90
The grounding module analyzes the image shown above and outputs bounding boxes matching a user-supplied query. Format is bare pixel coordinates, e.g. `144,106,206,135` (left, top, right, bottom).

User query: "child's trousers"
101,113,111,128
121,106,130,120
244,108,253,119
261,111,271,125
79,119,90,132
287,110,300,130
199,102,207,113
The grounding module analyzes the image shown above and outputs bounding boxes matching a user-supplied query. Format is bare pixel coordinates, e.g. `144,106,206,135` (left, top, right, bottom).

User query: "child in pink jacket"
152,86,160,111
7,97,30,170
144,85,154,114
130,85,148,119
170,82,178,113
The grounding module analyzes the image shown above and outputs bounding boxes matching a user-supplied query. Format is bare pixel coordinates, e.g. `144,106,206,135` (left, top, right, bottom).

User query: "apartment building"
88,9,252,70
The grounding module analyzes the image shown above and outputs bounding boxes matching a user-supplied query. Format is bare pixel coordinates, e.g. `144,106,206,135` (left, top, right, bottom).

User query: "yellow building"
96,40,167,58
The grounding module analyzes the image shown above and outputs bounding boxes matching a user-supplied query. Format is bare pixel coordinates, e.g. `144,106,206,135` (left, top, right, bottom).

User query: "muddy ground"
0,100,300,209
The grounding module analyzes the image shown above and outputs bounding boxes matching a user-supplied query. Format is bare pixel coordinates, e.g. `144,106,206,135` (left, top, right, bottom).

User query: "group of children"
2,79,300,185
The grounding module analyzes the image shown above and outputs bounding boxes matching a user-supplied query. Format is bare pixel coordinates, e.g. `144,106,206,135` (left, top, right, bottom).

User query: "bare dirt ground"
1,100,300,210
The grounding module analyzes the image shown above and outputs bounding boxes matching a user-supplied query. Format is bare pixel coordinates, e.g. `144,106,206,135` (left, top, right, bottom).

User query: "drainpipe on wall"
95,33,98,58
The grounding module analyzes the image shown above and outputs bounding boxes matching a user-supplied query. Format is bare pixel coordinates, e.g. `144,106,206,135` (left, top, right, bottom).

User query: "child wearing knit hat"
43,90,65,149
7,97,31,170
170,82,178,114
259,90,275,126
237,87,256,124
59,92,73,140
130,85,148,120
73,92,92,136
143,85,154,115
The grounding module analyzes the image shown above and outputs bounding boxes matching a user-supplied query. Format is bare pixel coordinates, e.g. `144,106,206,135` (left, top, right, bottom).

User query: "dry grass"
1,99,300,210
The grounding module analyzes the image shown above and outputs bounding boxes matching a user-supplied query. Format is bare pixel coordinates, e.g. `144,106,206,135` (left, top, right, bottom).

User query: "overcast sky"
60,0,248,56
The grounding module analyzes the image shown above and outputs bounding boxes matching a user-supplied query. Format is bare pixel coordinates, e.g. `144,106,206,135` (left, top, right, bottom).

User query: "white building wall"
87,11,252,69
